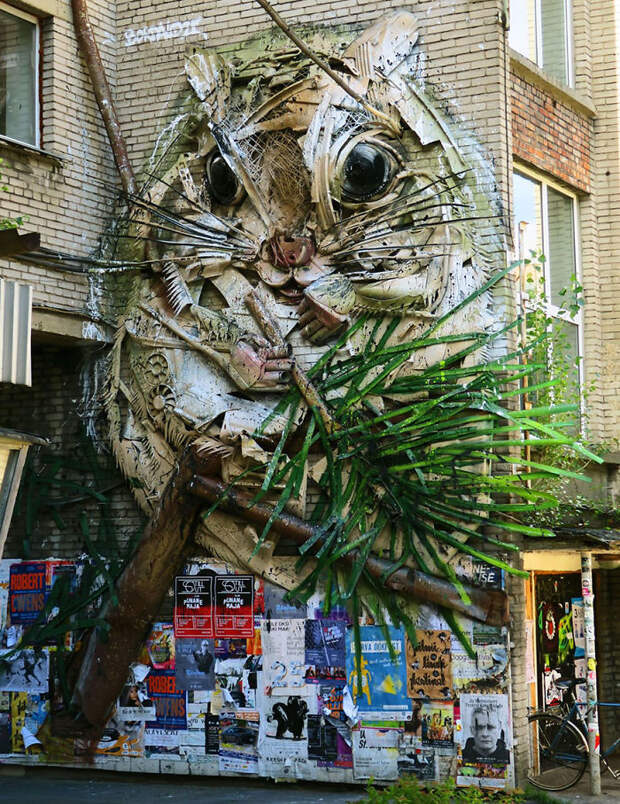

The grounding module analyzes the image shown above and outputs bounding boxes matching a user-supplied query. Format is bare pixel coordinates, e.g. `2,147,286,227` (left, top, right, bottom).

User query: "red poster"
174,576,213,637
9,562,47,624
214,575,254,638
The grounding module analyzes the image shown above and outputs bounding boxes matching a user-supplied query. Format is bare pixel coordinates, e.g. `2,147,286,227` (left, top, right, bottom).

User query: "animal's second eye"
205,151,244,205
342,143,393,201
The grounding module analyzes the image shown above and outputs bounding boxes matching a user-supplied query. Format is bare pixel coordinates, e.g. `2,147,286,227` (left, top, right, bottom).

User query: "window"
513,169,583,414
0,2,39,147
509,0,573,86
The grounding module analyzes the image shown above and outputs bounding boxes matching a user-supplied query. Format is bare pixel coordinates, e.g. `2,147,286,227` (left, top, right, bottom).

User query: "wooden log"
190,474,510,626
71,456,203,729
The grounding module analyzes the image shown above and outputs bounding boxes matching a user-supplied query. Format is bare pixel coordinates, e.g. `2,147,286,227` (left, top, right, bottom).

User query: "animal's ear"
343,11,419,77
185,49,231,123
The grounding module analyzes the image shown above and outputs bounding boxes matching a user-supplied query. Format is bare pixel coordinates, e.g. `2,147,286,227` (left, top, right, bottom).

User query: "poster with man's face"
456,693,511,789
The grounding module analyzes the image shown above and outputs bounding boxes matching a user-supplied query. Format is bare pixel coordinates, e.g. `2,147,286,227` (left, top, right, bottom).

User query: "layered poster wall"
0,557,513,787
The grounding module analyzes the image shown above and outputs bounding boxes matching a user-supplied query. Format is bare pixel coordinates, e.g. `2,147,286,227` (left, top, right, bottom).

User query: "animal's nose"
269,234,315,269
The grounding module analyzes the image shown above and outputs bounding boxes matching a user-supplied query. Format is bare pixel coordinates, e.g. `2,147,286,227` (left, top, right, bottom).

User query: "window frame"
510,0,574,87
0,0,41,149
512,164,584,419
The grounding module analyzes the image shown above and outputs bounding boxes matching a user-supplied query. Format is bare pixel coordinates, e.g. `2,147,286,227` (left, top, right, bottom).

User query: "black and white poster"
0,649,49,694
258,688,310,777
175,638,215,691
457,693,511,789
398,734,437,781
307,714,338,762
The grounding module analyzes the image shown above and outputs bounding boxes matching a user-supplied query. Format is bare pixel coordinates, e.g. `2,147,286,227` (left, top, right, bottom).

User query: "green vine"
521,252,617,524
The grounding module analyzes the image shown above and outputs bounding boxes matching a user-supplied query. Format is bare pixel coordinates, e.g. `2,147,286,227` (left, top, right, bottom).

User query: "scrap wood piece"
245,289,336,433
190,473,509,626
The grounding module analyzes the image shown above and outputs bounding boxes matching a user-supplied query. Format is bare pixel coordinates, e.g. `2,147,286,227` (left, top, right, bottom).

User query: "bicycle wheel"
527,712,589,791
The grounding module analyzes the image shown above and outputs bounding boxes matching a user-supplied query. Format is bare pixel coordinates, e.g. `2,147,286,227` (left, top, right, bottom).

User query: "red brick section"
511,69,592,193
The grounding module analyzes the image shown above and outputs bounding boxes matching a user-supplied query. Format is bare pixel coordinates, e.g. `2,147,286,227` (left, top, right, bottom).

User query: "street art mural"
0,4,600,788
100,11,508,607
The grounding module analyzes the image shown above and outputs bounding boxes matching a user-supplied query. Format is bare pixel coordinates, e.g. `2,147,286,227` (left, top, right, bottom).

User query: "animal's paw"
228,339,292,391
298,275,356,343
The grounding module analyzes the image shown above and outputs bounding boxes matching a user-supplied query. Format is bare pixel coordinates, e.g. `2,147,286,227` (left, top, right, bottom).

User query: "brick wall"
0,0,119,320
510,68,592,193
590,0,620,444
0,343,143,559
594,568,620,744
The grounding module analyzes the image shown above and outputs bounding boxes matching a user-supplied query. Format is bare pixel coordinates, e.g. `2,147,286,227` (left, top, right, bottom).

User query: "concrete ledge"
32,308,113,345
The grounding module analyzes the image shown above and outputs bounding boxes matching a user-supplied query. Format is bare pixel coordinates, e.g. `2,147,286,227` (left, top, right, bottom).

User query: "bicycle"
527,677,620,791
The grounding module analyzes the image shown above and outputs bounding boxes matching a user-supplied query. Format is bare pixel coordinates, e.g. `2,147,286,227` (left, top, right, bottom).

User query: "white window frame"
0,1,40,149
512,164,584,420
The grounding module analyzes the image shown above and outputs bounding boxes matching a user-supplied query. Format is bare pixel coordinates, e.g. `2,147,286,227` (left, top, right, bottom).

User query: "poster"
525,620,536,685
264,583,306,619
214,575,254,638
215,638,247,659
116,675,155,721
398,734,437,781
174,576,214,637
145,669,187,729
219,712,259,774
421,700,453,746
146,622,175,669
262,620,307,694
456,693,511,789
0,649,49,693
452,642,508,693
215,657,258,711
304,620,346,683
307,714,338,762
144,727,180,757
318,682,346,722
9,562,47,624
406,630,452,699
258,676,316,778
205,707,220,755
10,692,47,753
94,722,145,758
0,560,15,633
257,685,310,776
175,638,215,690
572,598,585,658
352,725,400,780
346,626,410,720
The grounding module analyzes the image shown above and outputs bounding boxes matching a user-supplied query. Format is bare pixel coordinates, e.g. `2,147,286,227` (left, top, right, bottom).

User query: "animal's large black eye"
342,143,393,201
205,151,244,205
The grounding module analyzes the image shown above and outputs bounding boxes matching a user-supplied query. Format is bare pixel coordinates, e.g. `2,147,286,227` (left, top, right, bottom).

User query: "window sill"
0,135,65,165
509,50,596,119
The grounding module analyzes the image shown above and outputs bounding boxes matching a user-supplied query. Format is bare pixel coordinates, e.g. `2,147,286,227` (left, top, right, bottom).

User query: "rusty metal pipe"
190,474,509,626
71,0,137,197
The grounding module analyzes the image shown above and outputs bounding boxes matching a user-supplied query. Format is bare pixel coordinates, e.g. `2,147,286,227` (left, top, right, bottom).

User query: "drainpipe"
581,552,601,795
71,0,137,197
